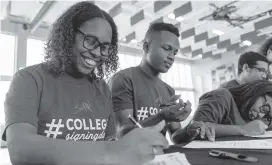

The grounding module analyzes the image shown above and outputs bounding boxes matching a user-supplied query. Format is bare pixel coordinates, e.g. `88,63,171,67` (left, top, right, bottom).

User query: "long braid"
227,80,272,120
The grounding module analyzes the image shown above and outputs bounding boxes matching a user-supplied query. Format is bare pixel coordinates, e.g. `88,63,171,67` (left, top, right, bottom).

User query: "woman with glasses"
186,80,272,141
2,2,168,165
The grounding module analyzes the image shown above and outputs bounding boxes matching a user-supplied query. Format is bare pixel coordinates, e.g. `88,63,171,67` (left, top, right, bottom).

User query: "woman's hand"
186,121,215,142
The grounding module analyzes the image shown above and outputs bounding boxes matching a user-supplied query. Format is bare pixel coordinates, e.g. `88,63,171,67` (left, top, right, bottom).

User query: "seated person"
220,51,269,88
109,22,193,144
187,80,272,140
2,2,168,165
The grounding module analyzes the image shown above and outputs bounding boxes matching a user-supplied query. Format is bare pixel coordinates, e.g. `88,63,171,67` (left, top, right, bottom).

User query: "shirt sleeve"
99,80,117,140
2,70,40,141
108,72,133,112
193,89,229,124
104,109,117,140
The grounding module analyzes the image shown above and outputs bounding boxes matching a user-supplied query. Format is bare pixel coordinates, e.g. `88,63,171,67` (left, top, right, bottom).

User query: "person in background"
108,22,194,144
187,80,272,140
220,51,269,88
259,37,272,80
2,2,168,165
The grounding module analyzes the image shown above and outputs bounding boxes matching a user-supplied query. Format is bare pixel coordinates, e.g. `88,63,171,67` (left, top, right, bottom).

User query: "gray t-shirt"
220,79,239,88
3,63,115,141
108,66,175,121
193,88,246,125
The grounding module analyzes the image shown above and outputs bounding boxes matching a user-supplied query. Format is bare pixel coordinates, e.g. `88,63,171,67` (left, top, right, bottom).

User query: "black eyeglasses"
76,29,115,57
250,96,271,119
251,66,269,75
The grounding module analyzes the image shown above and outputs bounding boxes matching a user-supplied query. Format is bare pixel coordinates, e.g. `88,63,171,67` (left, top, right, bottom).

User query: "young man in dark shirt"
220,51,269,88
108,23,193,144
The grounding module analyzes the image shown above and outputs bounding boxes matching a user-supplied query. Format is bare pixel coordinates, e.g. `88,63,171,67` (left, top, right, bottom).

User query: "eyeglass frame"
251,66,269,76
250,96,271,120
76,29,116,57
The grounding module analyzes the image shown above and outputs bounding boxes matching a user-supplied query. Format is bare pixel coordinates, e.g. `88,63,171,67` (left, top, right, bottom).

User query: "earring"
249,111,255,120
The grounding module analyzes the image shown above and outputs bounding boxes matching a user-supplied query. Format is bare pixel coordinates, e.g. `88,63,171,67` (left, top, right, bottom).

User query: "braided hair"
227,80,272,123
44,1,119,80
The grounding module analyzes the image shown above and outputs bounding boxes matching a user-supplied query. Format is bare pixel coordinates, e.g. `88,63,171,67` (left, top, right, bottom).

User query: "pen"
159,102,187,108
128,115,143,128
159,102,176,108
209,150,258,162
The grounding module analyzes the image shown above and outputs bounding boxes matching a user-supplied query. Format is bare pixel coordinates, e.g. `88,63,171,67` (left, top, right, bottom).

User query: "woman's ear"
143,42,149,53
249,110,255,120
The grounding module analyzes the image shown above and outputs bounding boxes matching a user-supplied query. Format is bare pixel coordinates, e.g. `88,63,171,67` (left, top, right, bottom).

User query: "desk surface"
164,136,272,165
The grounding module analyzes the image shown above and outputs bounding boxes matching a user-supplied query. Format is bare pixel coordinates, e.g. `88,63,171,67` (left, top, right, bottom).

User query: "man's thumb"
149,120,166,132
169,94,181,102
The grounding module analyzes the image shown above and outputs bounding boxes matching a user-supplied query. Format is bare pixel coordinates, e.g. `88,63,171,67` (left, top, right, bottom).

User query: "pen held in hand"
159,102,187,108
186,127,201,144
128,115,143,128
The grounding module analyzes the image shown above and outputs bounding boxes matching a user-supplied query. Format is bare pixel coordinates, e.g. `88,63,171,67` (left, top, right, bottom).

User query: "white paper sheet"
183,139,272,149
245,130,272,138
143,152,191,165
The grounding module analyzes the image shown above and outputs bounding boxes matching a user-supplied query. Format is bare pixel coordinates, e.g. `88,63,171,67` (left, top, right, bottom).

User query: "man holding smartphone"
108,23,193,144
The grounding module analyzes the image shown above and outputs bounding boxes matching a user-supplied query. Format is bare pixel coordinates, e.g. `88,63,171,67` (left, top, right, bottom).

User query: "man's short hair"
144,22,180,42
237,51,269,75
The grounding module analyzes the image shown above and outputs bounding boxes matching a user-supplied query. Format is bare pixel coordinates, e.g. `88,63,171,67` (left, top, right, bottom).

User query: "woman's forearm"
208,123,243,137
9,131,119,165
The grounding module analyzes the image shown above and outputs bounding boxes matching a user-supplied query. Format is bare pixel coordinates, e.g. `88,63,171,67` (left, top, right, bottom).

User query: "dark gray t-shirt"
108,66,175,121
220,79,239,88
193,88,246,125
3,63,115,141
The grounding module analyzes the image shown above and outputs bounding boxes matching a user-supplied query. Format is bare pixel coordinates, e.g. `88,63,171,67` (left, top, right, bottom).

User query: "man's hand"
159,95,192,122
113,120,169,165
186,121,215,142
239,120,268,136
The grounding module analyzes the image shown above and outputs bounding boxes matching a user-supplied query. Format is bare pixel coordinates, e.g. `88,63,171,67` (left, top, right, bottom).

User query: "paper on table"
184,139,272,149
143,152,191,165
245,130,272,138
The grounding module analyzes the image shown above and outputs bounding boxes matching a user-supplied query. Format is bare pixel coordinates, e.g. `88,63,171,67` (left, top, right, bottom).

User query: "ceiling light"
175,16,184,22
131,39,137,43
212,29,224,36
242,40,252,46
196,54,202,59
168,13,175,19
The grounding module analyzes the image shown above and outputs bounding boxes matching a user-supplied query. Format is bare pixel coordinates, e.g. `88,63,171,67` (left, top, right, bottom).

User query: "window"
105,53,141,82
175,90,196,115
161,63,193,89
0,81,11,123
0,33,14,124
0,34,15,75
118,53,141,70
161,63,195,115
27,38,45,66
185,64,193,88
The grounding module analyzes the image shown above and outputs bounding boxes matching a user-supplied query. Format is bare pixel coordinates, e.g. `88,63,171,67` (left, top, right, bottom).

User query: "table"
164,136,272,165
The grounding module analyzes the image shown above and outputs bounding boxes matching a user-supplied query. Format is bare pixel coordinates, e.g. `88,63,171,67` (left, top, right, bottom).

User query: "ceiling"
1,0,272,61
